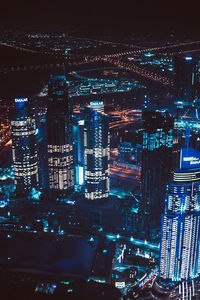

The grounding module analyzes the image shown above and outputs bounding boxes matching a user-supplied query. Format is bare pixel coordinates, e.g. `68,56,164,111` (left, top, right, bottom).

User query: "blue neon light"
180,147,200,169
15,98,28,109
185,56,192,61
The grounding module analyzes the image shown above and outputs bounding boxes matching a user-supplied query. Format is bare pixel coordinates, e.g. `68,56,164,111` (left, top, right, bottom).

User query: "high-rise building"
118,142,132,163
47,75,74,199
73,117,85,189
83,102,110,201
11,98,39,196
174,55,198,107
159,147,200,282
141,111,174,230
89,100,104,113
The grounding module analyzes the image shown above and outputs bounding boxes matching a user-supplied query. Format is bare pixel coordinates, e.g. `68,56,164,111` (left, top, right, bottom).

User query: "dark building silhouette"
174,55,199,107
118,142,132,163
47,75,74,199
140,111,174,232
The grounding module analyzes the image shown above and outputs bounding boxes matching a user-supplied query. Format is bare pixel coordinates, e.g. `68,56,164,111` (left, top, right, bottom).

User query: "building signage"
15,98,28,103
115,282,125,289
180,147,200,169
90,101,103,106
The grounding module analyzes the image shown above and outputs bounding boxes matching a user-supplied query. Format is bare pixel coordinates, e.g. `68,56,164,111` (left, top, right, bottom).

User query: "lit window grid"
159,212,200,281
84,109,110,200
11,115,39,193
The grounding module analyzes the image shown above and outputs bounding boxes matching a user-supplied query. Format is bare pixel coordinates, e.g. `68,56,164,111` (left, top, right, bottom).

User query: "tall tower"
159,147,200,282
47,75,74,199
83,101,110,201
174,54,198,107
11,98,39,196
118,142,132,163
141,111,174,230
73,117,85,189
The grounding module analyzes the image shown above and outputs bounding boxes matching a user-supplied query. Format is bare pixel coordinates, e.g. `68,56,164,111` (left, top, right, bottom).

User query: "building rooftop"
0,232,99,279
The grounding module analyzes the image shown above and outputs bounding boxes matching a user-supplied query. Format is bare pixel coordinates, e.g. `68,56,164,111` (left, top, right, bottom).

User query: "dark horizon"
1,1,199,35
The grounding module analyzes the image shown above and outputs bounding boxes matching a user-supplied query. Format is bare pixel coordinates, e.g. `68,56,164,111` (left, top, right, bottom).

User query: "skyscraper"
174,55,198,107
159,147,200,282
73,117,85,189
141,111,174,230
118,142,132,164
83,101,110,201
11,98,39,196
47,75,74,199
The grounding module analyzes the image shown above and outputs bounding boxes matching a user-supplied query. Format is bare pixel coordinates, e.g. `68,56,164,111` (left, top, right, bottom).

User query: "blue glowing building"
11,98,39,196
118,142,132,163
159,147,200,282
73,117,85,190
83,101,110,201
47,76,74,199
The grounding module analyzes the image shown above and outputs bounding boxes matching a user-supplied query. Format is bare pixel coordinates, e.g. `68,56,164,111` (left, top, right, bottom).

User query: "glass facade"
11,98,39,196
159,149,200,282
141,111,174,229
83,105,110,200
47,76,74,198
174,55,198,106
73,118,85,189
118,142,132,163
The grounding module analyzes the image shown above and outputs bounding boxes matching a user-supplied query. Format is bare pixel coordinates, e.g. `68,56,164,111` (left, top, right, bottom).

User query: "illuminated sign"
15,98,28,103
90,101,104,106
115,282,125,289
185,56,192,61
180,147,200,169
15,98,28,109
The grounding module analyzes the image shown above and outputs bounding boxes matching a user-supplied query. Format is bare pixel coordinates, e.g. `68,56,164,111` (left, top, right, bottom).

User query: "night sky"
0,0,198,34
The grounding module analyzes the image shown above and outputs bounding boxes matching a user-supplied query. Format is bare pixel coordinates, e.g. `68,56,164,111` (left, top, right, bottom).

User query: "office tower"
174,54,198,106
47,75,74,199
141,111,174,230
118,142,132,163
89,100,104,113
159,147,200,282
73,117,85,189
11,98,39,196
83,102,110,201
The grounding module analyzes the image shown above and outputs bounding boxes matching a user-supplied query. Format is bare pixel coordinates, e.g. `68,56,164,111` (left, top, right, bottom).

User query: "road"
106,233,159,252
109,108,142,129
110,165,140,182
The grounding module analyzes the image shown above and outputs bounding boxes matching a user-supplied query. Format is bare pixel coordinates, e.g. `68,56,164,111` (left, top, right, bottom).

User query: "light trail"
104,57,174,86
106,233,159,251
109,108,142,129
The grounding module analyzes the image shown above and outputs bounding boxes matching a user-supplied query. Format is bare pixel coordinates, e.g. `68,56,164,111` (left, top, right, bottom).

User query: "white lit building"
83,102,110,200
159,147,200,282
11,98,39,196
